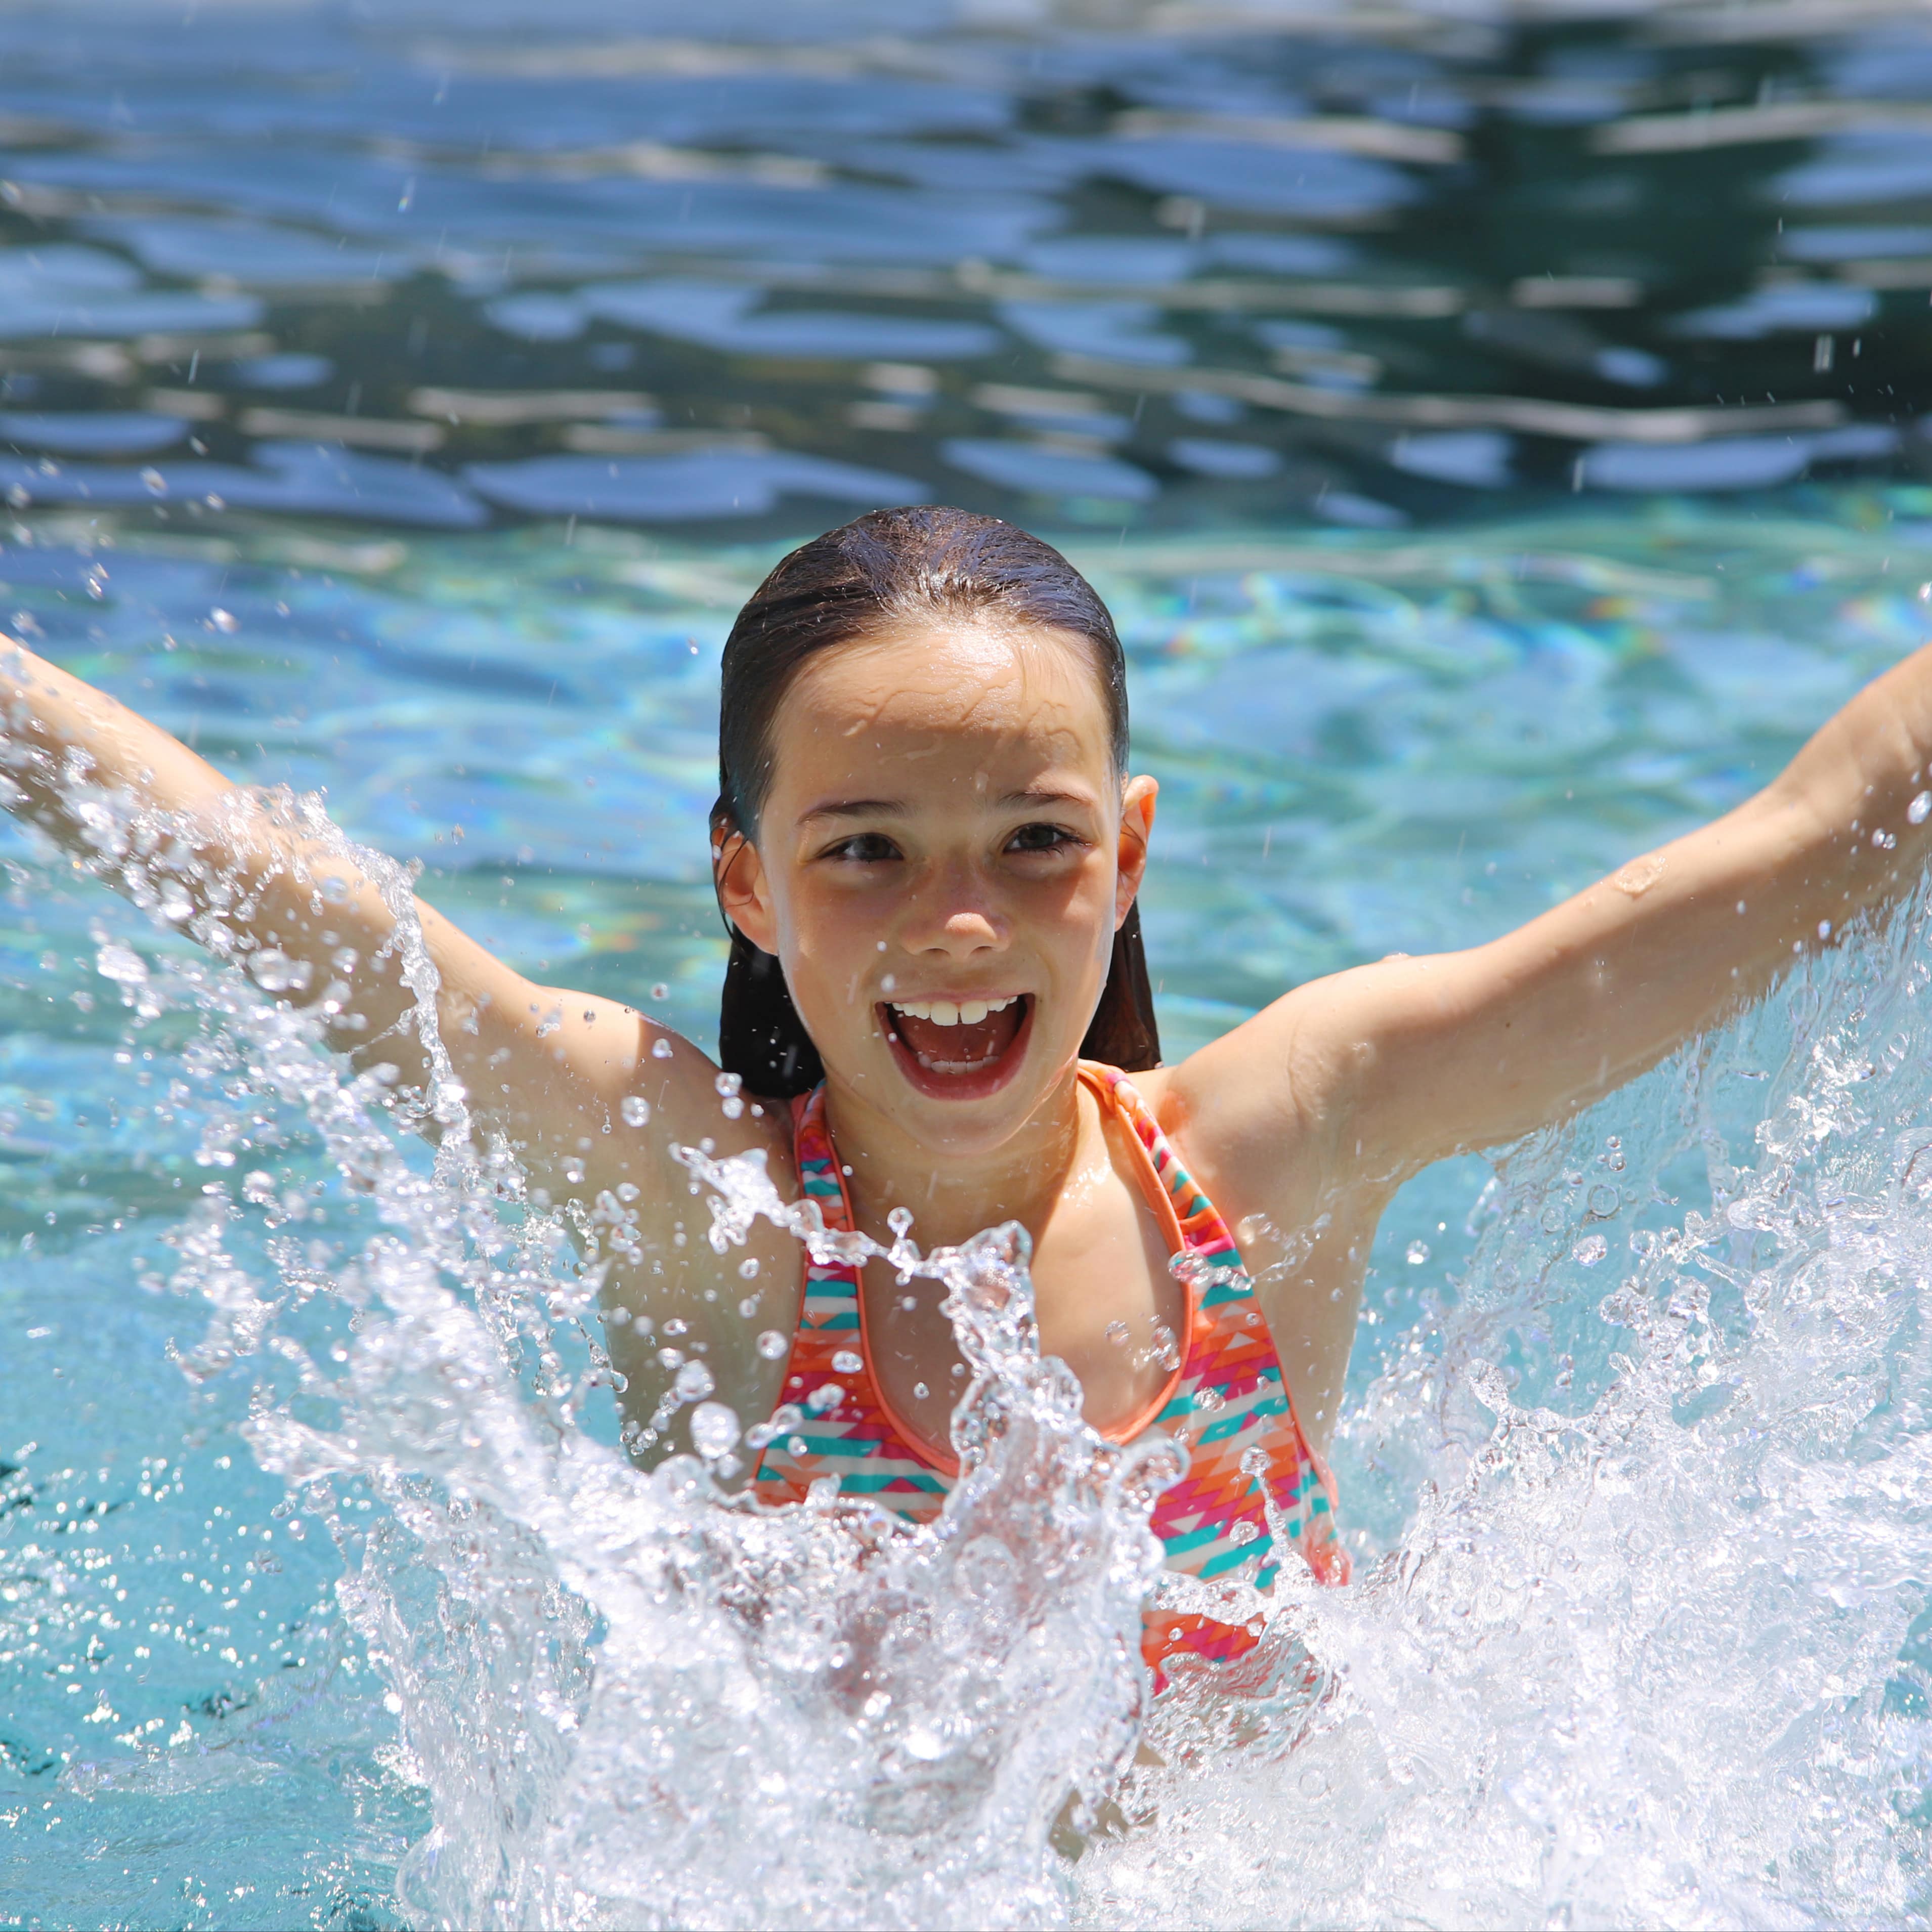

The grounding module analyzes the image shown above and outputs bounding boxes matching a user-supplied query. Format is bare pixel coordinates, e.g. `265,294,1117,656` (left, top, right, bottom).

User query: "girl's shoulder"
1091,1059,1248,1203
564,1019,800,1231
1119,1025,1355,1233
1108,1056,1244,1147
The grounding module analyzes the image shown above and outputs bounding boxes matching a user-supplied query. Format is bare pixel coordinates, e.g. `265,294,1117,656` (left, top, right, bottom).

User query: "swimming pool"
6,3,1932,1924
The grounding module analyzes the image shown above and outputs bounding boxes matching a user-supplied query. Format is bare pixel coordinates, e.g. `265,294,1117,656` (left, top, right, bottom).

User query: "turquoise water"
7,3,1932,1925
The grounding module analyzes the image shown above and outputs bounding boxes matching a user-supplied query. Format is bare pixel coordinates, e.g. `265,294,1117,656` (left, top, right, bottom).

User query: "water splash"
28,780,1198,1926
14,771,1932,1926
1082,897,1932,1929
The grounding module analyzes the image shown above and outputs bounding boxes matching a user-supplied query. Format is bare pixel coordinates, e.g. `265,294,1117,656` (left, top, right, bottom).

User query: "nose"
900,853,1008,960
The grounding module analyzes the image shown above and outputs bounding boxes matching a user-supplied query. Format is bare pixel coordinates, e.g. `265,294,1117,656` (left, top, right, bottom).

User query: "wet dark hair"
711,504,1159,1097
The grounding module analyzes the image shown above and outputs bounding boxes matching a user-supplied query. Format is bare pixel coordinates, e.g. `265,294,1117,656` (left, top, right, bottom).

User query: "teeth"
888,996,1016,1026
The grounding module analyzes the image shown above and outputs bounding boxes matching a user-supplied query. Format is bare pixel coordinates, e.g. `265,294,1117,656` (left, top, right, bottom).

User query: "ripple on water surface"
1,0,1929,539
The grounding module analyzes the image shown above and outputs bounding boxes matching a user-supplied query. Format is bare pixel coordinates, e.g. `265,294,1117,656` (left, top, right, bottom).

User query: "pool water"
6,3,1932,1925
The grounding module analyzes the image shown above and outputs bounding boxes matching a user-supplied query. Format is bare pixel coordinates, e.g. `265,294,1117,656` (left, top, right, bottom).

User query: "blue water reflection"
5,4,1932,1923
0,0,1924,533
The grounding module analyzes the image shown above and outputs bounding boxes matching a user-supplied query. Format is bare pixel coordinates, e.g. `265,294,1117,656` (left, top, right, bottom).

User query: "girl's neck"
819,1062,1091,1251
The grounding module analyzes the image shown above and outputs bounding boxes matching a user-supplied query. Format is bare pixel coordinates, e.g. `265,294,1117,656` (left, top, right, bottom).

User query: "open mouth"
878,994,1033,1099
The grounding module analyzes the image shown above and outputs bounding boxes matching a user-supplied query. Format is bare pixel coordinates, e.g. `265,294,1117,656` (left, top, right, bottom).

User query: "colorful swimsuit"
751,1060,1349,1686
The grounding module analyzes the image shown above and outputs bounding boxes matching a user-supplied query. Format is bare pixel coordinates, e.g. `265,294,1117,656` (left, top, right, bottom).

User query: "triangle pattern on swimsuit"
750,1060,1349,1687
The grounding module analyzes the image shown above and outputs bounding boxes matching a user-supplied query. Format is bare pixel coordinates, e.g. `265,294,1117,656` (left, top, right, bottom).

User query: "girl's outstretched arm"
0,638,790,1294
0,637,799,1444
0,632,617,1145
1182,637,1932,1195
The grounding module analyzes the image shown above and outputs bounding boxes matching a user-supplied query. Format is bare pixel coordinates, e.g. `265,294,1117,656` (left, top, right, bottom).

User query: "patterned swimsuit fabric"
750,1061,1349,1686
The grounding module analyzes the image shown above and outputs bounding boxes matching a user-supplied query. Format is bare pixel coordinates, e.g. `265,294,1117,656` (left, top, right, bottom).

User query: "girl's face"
718,619,1156,1155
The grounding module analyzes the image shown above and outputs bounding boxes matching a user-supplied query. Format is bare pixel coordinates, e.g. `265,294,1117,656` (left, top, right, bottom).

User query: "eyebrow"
800,797,905,822
800,786,1097,823
1001,786,1095,809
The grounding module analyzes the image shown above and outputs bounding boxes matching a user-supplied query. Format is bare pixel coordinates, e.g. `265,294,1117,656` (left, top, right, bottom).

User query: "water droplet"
246,948,305,994
620,1094,650,1127
650,982,670,1000
1406,1239,1430,1265
756,1329,789,1359
738,1257,759,1279
1588,1183,1620,1218
913,1382,928,1399
652,1039,673,1059
674,1359,715,1401
1571,1233,1609,1267
1105,1319,1130,1347
209,607,237,633
831,1348,864,1375
1912,791,1931,826
690,1401,740,1459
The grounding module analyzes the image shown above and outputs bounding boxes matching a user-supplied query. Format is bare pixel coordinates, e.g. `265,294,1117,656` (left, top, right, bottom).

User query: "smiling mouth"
879,994,1032,1095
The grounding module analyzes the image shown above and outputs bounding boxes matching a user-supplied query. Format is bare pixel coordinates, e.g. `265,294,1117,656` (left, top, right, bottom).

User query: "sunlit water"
9,0,1932,1925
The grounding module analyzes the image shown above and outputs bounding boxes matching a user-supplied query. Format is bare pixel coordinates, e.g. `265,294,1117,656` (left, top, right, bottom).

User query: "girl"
5,503,1931,1685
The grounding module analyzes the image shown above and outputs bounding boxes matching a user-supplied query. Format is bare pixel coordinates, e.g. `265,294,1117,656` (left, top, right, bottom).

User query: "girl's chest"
856,1157,1189,1457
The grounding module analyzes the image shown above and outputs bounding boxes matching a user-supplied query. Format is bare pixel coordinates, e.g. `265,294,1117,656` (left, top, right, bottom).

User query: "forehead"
769,621,1112,792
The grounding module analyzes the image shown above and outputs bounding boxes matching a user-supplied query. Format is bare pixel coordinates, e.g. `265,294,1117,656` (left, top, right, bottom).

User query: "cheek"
1031,851,1116,919
1018,864,1118,970
776,876,883,1009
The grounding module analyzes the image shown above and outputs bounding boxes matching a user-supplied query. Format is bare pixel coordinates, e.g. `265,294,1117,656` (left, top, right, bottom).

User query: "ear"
715,829,780,955
1115,773,1158,929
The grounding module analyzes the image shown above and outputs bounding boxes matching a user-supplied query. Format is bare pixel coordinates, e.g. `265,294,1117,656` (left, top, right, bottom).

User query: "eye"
822,831,901,864
1005,822,1080,855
